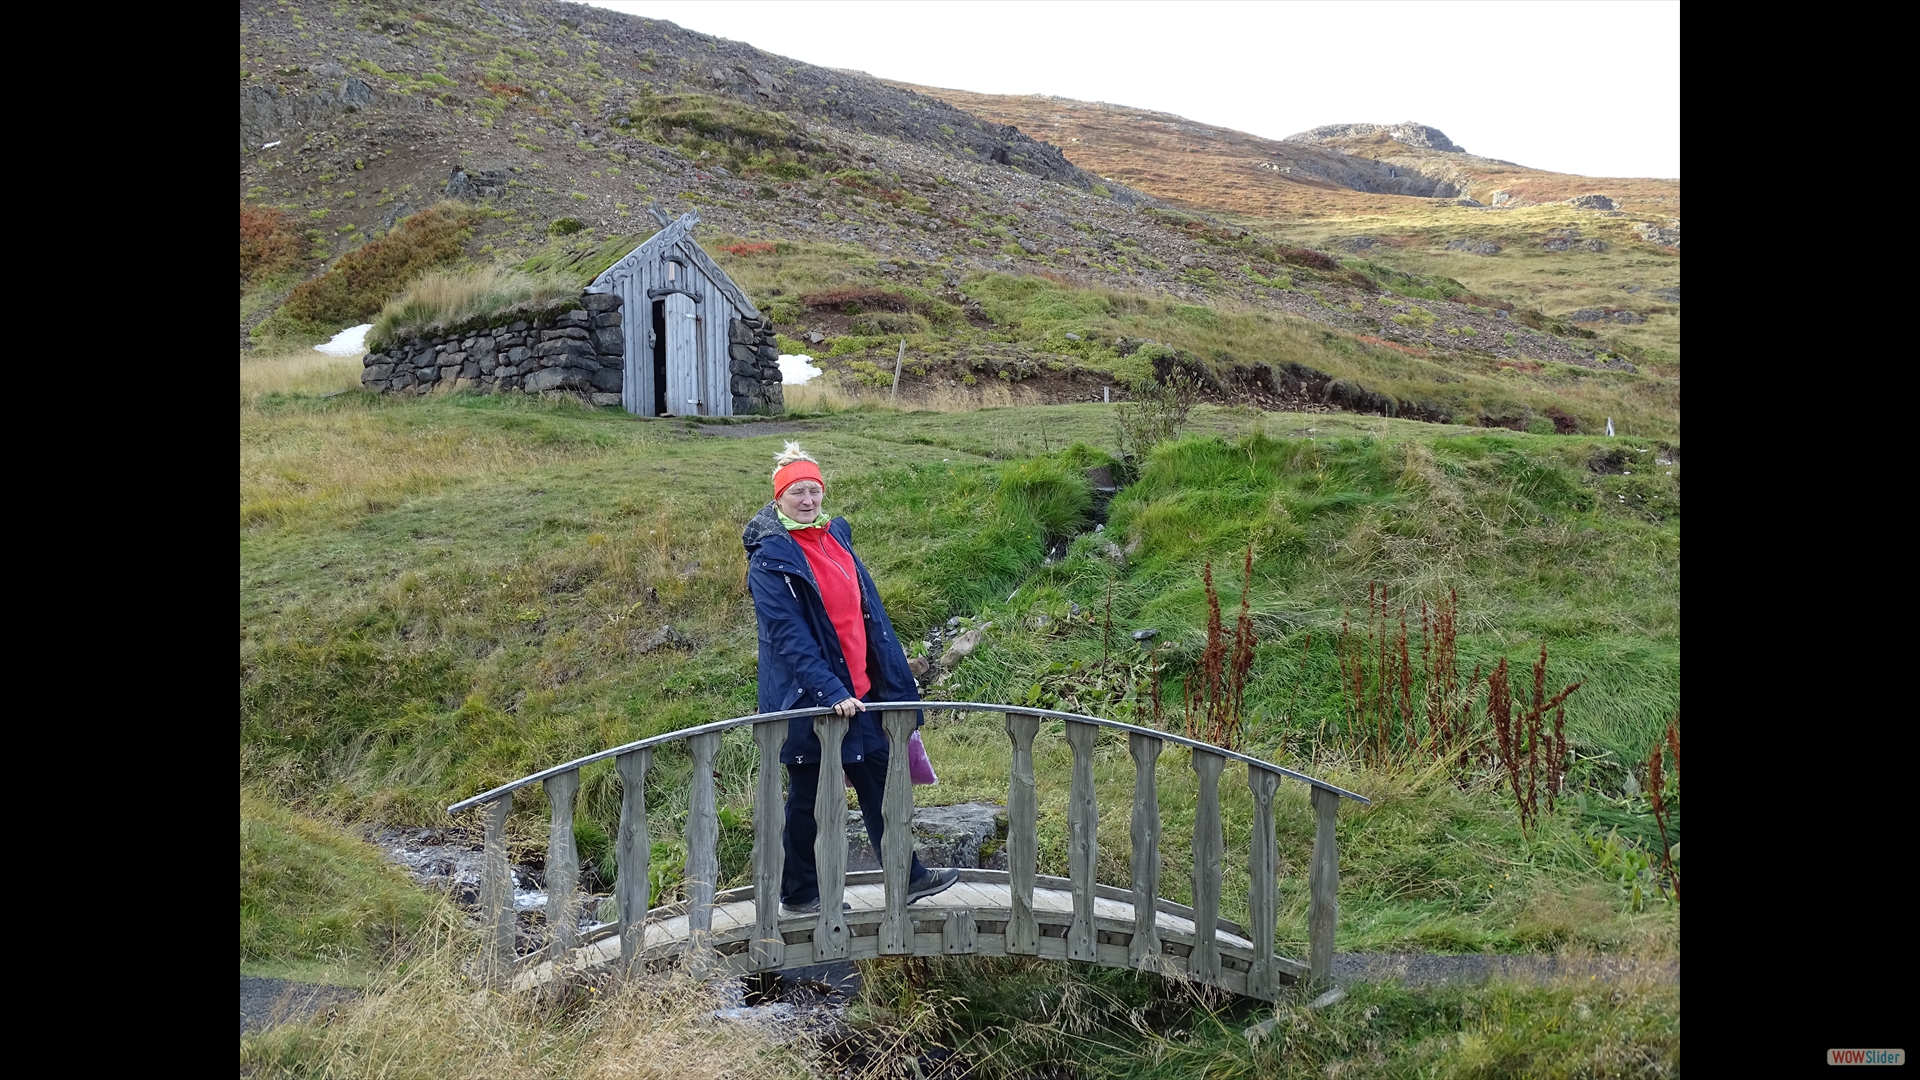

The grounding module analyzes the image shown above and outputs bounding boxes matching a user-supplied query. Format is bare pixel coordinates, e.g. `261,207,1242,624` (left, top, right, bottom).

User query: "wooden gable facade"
585,210,761,417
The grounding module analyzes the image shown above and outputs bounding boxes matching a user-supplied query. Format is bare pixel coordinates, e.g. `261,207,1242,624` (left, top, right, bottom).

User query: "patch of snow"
316,324,373,356
778,354,823,385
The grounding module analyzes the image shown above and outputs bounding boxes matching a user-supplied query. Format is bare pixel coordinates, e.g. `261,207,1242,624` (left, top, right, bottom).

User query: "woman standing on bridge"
742,442,960,915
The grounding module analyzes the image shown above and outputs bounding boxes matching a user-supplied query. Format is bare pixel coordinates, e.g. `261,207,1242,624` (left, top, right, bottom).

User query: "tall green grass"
855,954,1678,1080
240,790,450,976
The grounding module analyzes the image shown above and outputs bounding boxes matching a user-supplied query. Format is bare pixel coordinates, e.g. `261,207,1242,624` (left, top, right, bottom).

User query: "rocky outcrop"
1285,122,1467,154
1568,308,1646,325
1634,222,1682,248
844,802,1009,872
239,75,428,149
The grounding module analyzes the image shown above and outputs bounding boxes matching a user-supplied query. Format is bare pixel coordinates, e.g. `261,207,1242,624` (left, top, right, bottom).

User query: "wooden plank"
1065,719,1100,962
812,714,851,960
1190,749,1226,986
586,210,700,292
943,908,977,954
673,236,763,320
685,731,720,967
750,721,786,970
1127,732,1163,969
879,710,915,954
1309,785,1340,985
1004,711,1041,954
481,793,514,985
614,749,652,974
1246,767,1281,999
636,273,650,417
697,285,724,417
543,770,581,960
666,291,699,416
447,702,1366,818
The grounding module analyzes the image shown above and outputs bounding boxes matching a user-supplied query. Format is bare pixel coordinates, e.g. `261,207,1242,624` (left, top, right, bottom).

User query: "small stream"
370,825,862,1038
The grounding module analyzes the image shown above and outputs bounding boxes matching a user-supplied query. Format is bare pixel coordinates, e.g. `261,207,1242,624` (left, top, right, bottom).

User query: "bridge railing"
446,702,1368,995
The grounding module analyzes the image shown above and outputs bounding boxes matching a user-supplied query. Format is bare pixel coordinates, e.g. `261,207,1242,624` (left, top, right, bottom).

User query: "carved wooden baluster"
811,714,850,960
1190,749,1226,985
750,721,786,970
1246,767,1282,999
943,908,976,954
481,793,514,986
1309,785,1341,985
1066,719,1100,963
879,710,916,955
685,732,721,968
1127,732,1163,969
544,769,582,960
615,748,652,975
1004,711,1041,955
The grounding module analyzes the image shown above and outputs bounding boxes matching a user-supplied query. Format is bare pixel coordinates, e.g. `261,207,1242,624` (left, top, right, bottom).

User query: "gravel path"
240,976,361,1037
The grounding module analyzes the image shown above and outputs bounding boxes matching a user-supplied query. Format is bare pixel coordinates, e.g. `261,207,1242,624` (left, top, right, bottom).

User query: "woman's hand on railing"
832,697,866,718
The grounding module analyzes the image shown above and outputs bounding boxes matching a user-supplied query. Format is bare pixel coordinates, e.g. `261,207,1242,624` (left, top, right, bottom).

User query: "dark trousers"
783,753,928,905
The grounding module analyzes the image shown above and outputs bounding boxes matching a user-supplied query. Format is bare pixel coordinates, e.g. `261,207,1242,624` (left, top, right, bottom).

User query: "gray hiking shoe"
779,897,851,917
906,867,961,904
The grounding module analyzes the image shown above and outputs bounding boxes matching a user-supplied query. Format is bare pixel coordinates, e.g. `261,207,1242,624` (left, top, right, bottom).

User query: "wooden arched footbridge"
447,703,1369,1001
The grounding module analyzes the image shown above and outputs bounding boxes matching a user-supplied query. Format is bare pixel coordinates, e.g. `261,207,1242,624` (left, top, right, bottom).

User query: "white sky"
582,1,1678,180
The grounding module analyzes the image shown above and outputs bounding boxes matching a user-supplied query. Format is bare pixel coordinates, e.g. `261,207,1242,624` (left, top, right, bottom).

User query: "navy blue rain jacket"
742,503,922,764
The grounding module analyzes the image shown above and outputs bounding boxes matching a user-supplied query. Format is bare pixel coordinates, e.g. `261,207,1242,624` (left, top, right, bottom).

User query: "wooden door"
663,291,703,416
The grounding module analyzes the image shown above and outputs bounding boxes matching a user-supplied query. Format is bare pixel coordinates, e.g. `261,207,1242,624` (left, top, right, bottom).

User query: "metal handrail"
446,701,1369,815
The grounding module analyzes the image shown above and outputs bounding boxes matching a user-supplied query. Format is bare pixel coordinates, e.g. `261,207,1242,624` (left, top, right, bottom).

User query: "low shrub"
1274,244,1339,271
279,203,479,329
798,285,912,313
852,311,929,336
241,203,304,288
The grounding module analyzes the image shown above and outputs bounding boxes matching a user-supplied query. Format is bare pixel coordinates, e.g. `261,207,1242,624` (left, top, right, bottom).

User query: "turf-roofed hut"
587,209,784,417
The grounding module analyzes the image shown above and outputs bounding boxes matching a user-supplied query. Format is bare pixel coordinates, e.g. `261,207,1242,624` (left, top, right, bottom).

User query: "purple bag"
908,729,938,785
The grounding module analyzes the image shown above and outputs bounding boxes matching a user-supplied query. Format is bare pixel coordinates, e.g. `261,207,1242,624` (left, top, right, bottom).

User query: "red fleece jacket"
790,525,869,699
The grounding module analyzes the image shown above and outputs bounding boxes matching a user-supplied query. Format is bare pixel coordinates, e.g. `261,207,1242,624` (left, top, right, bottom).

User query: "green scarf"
777,508,830,531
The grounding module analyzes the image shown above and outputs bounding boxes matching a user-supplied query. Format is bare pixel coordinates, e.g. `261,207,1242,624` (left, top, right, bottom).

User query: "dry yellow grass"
241,349,365,402
239,351,638,531
239,938,812,1079
370,265,575,351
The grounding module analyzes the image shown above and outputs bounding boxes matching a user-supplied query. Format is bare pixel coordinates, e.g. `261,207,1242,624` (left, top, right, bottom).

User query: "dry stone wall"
728,316,785,415
360,293,627,405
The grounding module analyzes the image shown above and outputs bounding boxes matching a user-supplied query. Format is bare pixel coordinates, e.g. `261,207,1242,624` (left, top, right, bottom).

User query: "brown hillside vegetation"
240,204,303,288
885,84,1679,220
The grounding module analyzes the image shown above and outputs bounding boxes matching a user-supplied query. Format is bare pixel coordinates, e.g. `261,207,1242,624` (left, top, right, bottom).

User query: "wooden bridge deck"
514,869,1307,995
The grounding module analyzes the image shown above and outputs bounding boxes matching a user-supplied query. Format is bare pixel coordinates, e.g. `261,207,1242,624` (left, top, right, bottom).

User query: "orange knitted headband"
773,460,825,498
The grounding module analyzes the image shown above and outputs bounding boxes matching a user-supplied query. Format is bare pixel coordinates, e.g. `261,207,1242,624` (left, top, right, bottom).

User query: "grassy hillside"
892,85,1680,368
242,360,1677,944
239,0,1676,439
